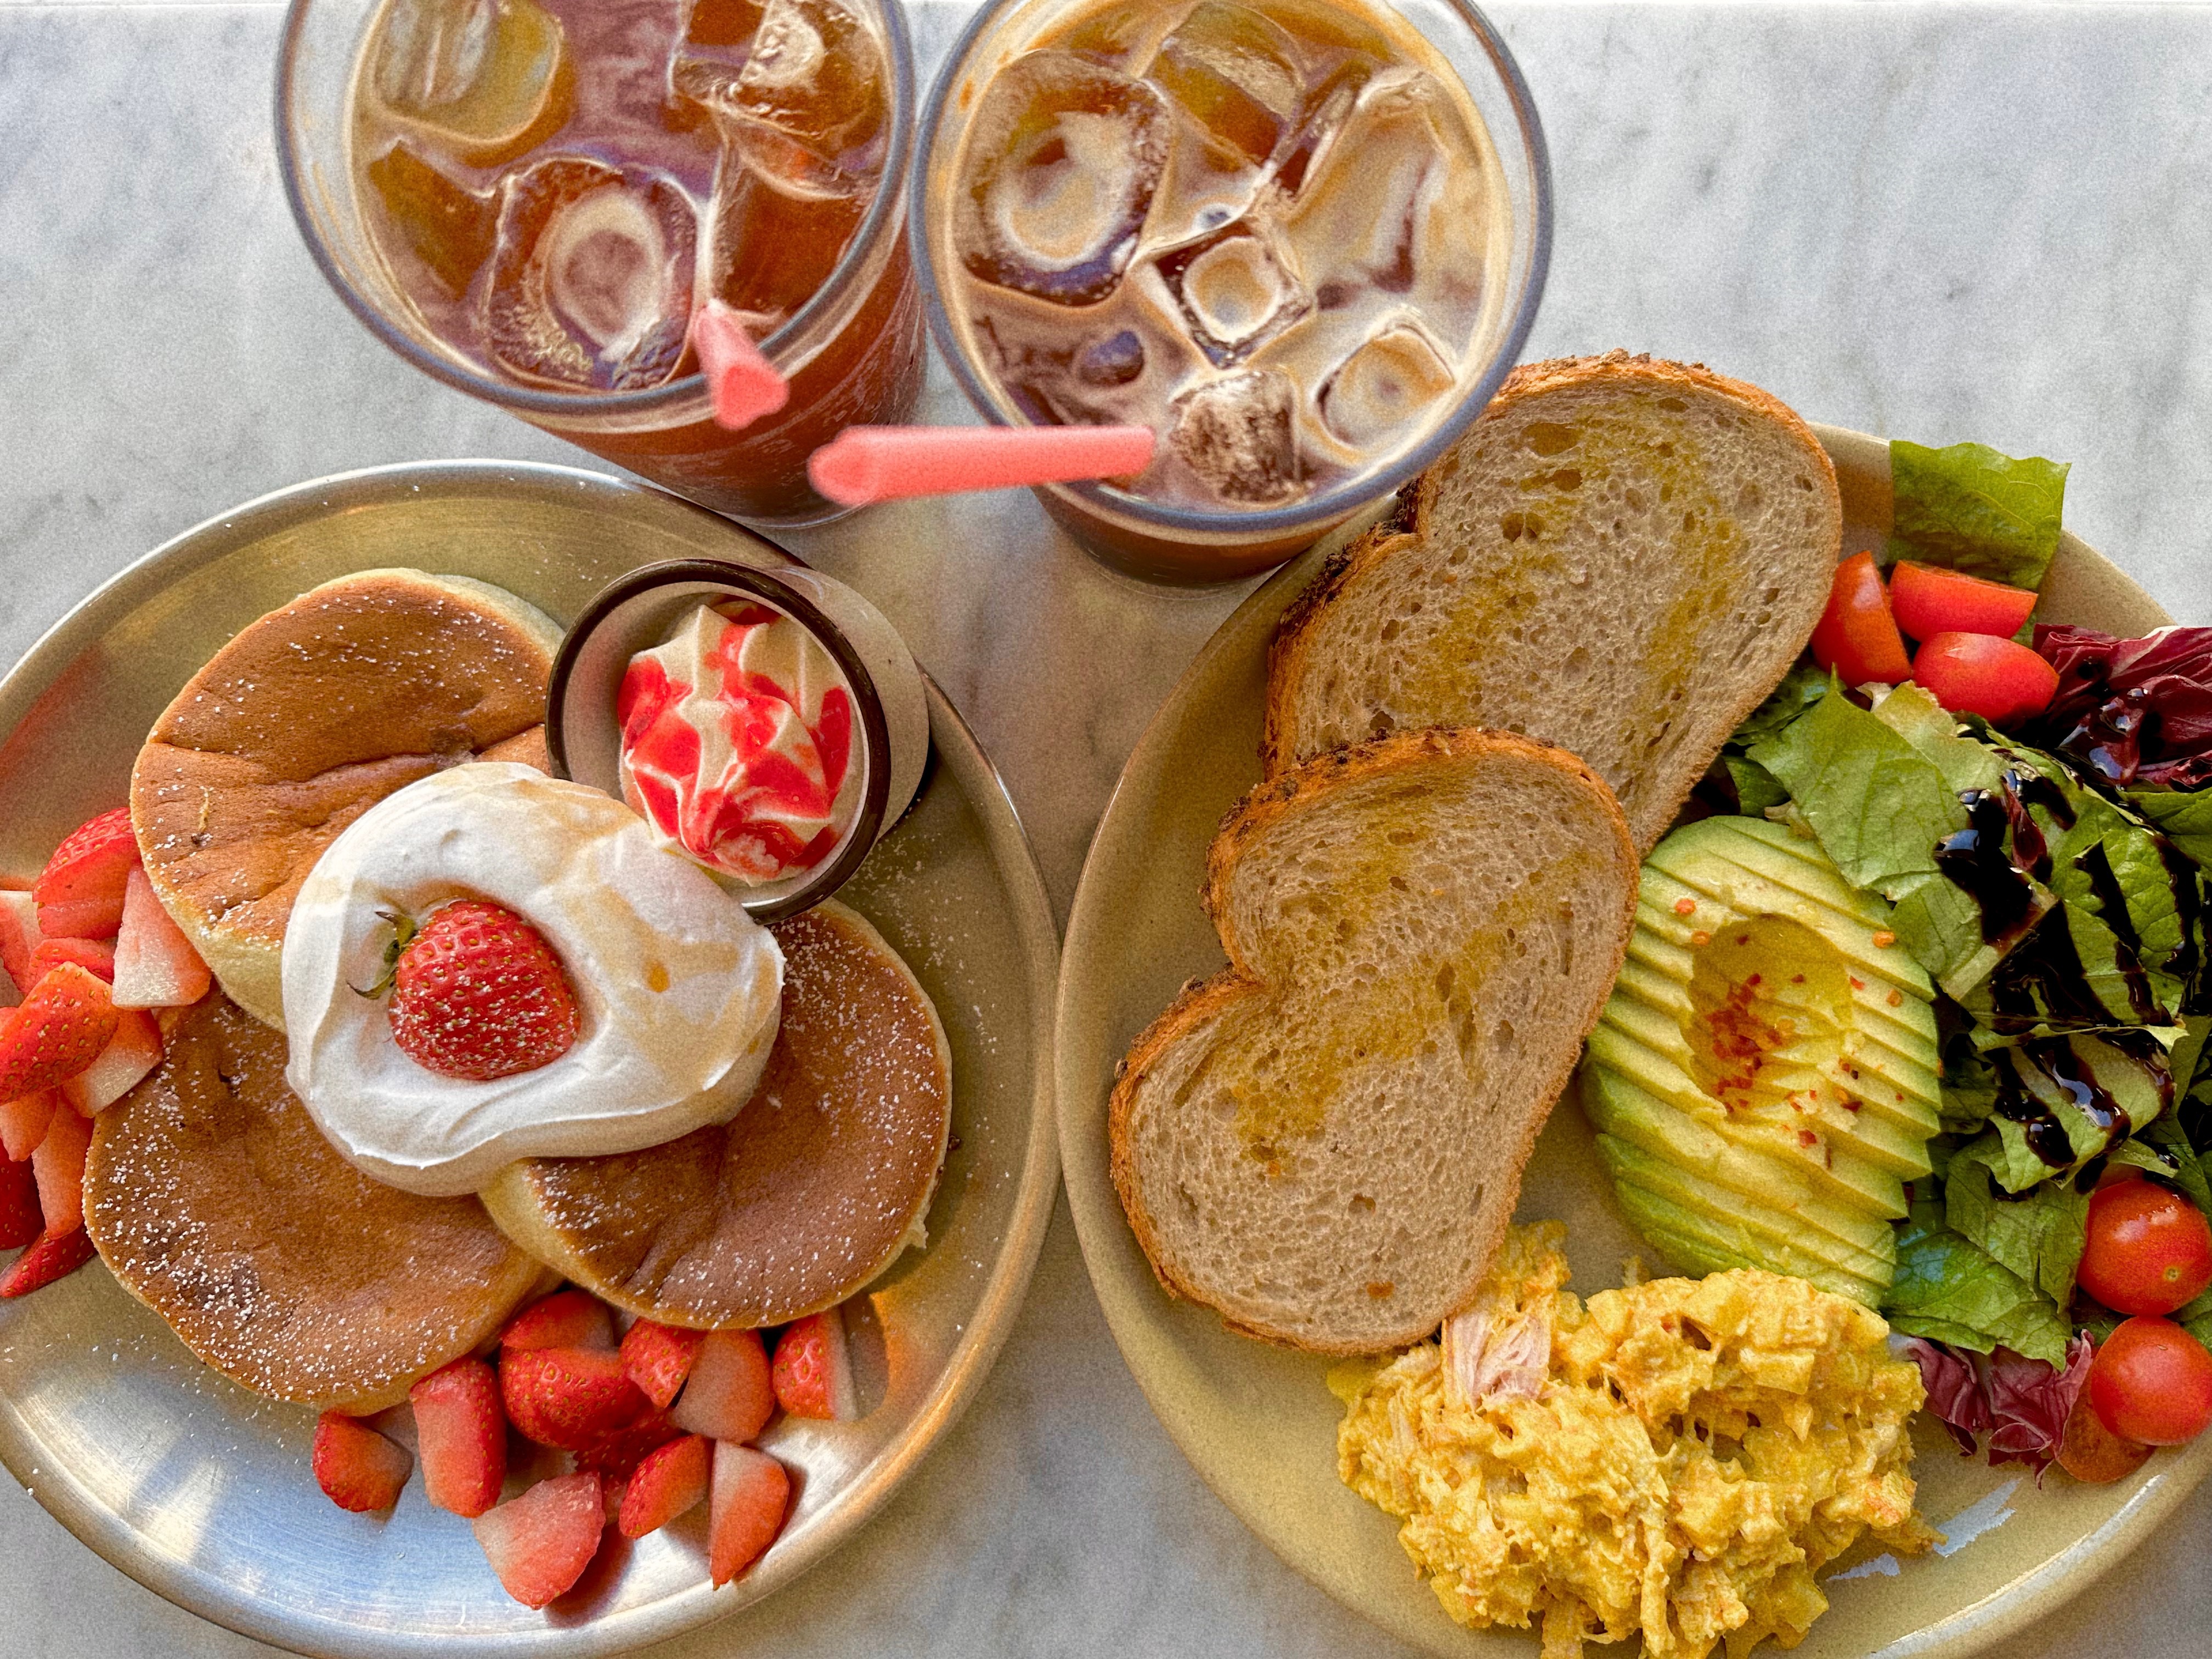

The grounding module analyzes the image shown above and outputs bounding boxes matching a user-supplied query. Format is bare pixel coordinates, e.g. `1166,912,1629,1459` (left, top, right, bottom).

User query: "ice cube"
371,0,571,166
1317,319,1457,451
1169,369,1301,504
707,144,867,329
365,140,496,298
956,50,1170,307
672,0,886,176
484,156,698,392
1271,54,1374,199
1152,218,1311,366
1146,2,1304,168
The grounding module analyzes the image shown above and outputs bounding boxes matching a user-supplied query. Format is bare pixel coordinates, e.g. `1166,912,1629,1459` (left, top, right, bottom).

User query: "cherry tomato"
1889,561,2039,641
2057,1381,2153,1483
2079,1180,2212,1314
1911,631,2060,725
1809,551,1911,686
2089,1317,2212,1446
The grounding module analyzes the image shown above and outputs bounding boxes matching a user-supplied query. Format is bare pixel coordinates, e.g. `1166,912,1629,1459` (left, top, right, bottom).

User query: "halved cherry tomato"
1911,631,2060,725
2089,1317,2212,1446
1809,551,1911,686
2057,1381,2154,1483
2079,1180,2212,1315
1889,561,2039,641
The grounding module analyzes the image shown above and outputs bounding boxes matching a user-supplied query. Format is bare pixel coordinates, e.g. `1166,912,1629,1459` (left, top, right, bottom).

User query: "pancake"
480,900,952,1329
129,569,561,1029
84,994,548,1412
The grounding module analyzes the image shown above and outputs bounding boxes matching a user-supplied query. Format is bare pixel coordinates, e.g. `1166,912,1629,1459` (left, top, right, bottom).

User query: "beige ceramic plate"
1058,425,2208,1658
0,461,1060,1657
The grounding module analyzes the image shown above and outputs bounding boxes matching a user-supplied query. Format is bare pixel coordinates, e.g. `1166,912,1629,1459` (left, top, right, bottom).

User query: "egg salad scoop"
283,763,782,1196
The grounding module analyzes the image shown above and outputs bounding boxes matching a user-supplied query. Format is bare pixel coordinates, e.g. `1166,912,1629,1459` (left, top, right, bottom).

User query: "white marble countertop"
3,1,2211,1655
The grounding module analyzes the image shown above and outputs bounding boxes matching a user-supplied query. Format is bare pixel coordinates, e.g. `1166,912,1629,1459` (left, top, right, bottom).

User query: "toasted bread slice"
1109,729,1637,1353
1266,352,1841,853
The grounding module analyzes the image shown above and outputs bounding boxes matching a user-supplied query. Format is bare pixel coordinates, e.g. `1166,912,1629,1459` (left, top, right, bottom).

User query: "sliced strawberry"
621,1319,705,1410
0,1088,56,1163
111,866,211,1009
670,1329,774,1443
33,809,137,941
501,1345,650,1451
0,1226,94,1297
708,1443,789,1587
772,1307,857,1421
617,1434,710,1539
573,1407,681,1484
501,1288,615,1353
410,1356,506,1517
0,1155,39,1250
30,1105,88,1234
472,1471,605,1608
60,1010,162,1116
29,939,114,985
0,965,119,1102
0,891,40,1001
313,1412,413,1513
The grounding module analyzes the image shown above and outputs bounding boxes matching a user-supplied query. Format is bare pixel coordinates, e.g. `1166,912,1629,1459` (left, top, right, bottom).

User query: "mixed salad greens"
1705,438,2212,1472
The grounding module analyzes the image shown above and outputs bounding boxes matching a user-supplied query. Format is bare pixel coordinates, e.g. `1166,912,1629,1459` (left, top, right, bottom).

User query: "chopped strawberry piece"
471,1471,605,1608
410,1356,506,1517
111,866,210,1009
772,1307,858,1421
617,1433,711,1539
621,1319,706,1410
0,964,119,1102
0,1226,94,1297
313,1412,414,1513
0,1088,56,1162
29,939,114,985
30,1105,88,1234
33,809,137,941
501,1288,614,1353
60,1010,162,1116
573,1407,682,1483
670,1329,775,1443
501,1345,650,1451
0,1155,39,1250
0,891,40,1001
708,1443,789,1586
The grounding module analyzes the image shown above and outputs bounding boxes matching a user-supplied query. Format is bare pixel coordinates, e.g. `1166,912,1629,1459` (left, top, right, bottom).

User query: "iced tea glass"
915,0,1549,583
278,0,924,526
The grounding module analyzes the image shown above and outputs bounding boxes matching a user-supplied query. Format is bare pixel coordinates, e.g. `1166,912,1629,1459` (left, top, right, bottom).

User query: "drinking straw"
692,300,789,431
808,425,1156,506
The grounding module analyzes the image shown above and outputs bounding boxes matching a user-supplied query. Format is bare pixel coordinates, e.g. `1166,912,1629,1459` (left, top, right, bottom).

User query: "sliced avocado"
1579,815,1942,1305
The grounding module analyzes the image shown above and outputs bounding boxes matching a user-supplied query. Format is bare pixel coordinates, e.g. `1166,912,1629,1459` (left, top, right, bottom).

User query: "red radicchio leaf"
1985,1334,2096,1478
2032,625,2212,788
1905,1338,1991,1455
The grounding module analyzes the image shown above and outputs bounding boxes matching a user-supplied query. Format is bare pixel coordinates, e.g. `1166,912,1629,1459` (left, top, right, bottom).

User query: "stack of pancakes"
83,568,951,1410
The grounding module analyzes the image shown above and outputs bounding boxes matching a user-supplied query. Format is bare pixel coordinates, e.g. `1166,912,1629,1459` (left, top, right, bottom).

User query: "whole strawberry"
376,901,579,1081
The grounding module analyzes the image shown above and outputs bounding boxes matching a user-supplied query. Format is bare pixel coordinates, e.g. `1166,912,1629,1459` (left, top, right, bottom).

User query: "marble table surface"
4,1,2211,1655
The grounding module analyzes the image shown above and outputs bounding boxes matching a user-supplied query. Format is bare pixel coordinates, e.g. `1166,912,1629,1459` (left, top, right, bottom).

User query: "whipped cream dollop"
283,763,783,1196
617,602,862,885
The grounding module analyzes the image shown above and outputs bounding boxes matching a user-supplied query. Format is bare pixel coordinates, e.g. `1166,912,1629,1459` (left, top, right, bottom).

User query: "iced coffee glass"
279,0,924,526
915,0,1549,583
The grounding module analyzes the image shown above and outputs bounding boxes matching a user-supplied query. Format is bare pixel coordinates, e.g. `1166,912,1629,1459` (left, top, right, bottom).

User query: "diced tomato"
1809,552,1912,687
1912,632,2061,726
1890,561,2039,641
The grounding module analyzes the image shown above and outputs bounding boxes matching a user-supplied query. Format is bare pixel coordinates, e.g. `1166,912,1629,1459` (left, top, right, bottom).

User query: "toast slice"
1109,729,1637,1353
1265,352,1842,853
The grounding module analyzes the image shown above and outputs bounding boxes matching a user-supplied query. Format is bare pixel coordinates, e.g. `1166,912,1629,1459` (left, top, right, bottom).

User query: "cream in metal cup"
912,0,1551,585
276,0,927,528
548,556,930,919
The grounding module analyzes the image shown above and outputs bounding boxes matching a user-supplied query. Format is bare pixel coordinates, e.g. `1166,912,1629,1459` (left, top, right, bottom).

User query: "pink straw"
808,425,1156,507
691,300,789,431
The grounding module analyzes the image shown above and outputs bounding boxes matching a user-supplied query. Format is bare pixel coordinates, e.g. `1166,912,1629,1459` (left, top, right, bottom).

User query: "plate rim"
0,460,1065,1659
1054,421,2210,1659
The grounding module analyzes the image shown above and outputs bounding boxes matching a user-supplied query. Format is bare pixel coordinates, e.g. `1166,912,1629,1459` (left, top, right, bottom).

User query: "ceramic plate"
0,461,1060,1657
1057,425,2209,1658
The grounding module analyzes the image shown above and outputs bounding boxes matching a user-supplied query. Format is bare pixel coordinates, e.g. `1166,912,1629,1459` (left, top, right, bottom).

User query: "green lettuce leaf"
1888,439,2070,590
1973,1031,2177,1190
1728,660,1833,752
2128,788,2212,873
1943,1135,2088,1305
1726,755,1790,816
1883,1195,2073,1364
1871,684,2008,795
2109,1116,2212,1215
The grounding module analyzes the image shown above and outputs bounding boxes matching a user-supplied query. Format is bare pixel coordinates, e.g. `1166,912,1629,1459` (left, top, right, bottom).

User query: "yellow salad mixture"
1332,1223,1938,1659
